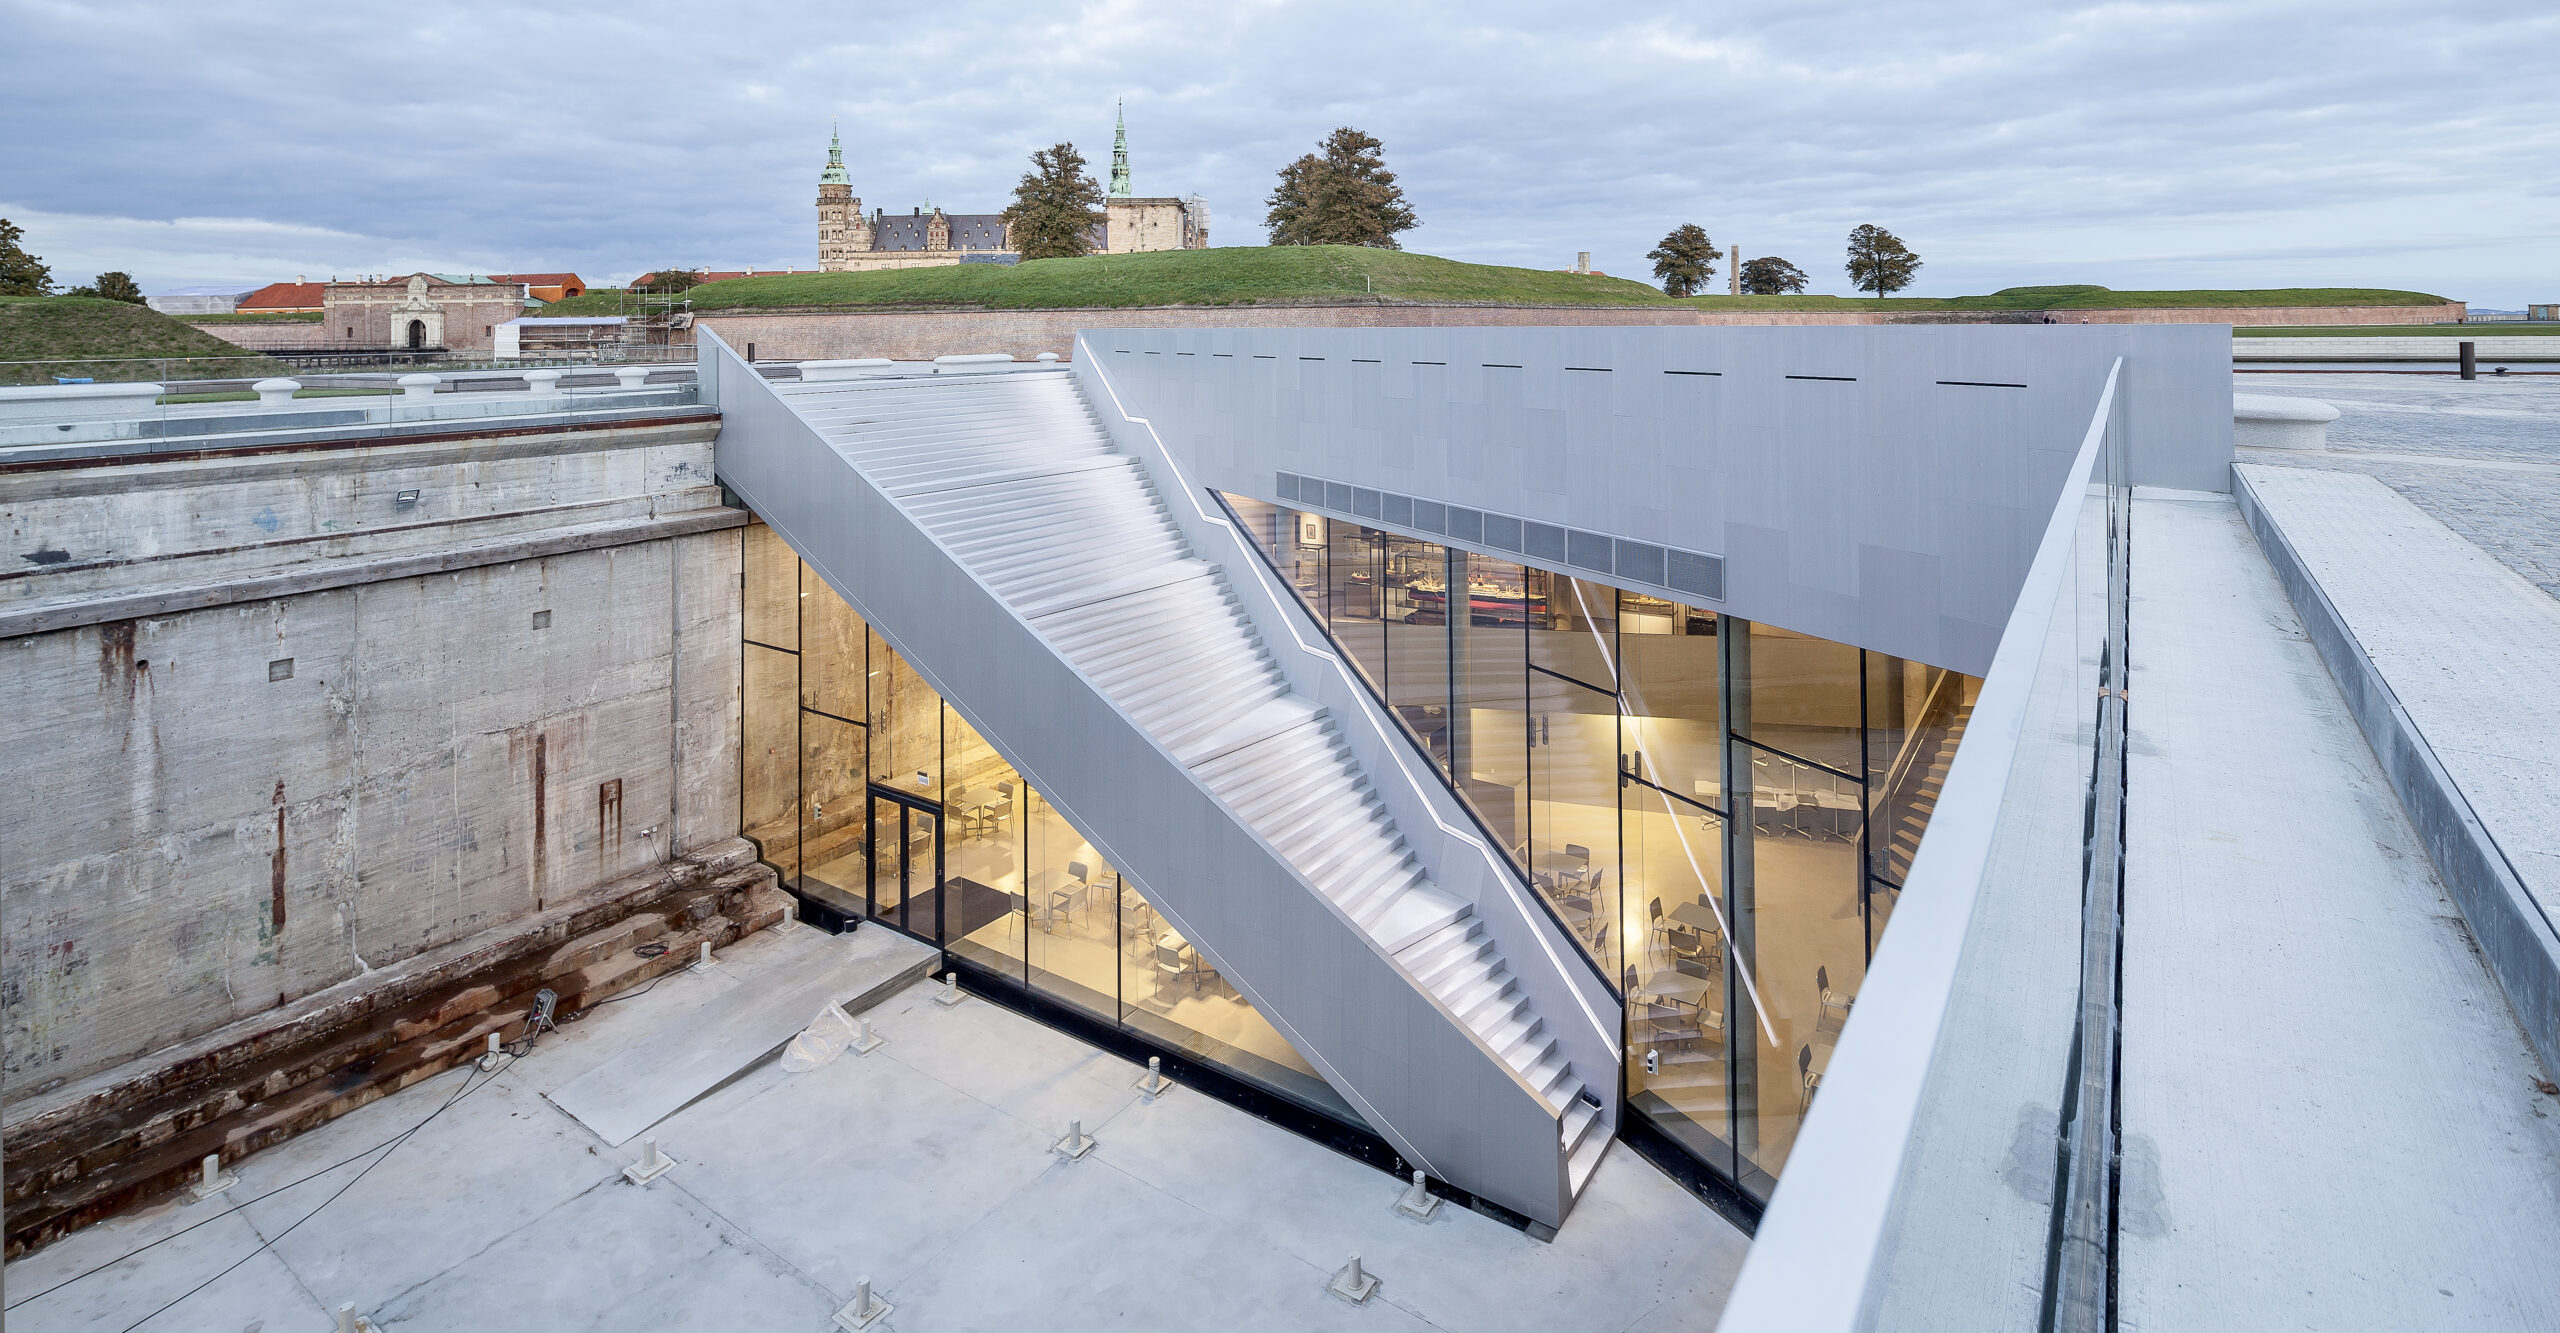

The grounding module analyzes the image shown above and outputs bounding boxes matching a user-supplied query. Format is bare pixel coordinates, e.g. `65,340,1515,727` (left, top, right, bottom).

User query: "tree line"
0,219,143,302
1648,222,1922,298
992,125,1421,261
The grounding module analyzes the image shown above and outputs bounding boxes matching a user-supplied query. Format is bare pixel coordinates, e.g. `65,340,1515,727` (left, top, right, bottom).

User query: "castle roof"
820,124,850,187
869,211,1010,252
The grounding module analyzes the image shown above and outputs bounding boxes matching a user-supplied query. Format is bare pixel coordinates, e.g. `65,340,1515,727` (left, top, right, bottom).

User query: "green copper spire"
1108,99,1132,198
819,120,849,187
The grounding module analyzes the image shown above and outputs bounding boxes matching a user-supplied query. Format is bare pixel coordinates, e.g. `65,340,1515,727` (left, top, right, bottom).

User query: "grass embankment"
532,250,2452,317
2236,323,2559,337
0,294,284,383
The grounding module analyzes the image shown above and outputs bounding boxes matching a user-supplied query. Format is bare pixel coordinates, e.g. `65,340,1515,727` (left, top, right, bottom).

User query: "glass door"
867,789,943,945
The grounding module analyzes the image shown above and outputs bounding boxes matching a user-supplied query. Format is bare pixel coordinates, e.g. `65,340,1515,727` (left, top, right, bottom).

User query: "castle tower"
1108,99,1132,198
926,206,950,252
816,123,867,272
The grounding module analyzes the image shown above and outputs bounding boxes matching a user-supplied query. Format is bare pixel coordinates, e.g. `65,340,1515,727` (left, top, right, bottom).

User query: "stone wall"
701,300,2465,362
0,409,762,1252
184,319,332,352
324,275,524,354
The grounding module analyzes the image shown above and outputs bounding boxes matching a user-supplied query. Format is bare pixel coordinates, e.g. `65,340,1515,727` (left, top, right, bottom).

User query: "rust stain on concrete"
270,780,288,936
597,777,623,850
532,731,548,907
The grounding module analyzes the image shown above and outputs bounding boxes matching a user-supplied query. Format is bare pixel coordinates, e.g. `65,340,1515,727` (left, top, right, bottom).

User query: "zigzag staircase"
712,347,1611,1224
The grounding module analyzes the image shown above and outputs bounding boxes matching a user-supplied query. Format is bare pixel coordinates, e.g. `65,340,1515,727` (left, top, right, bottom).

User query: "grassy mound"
0,295,281,383
534,250,2451,317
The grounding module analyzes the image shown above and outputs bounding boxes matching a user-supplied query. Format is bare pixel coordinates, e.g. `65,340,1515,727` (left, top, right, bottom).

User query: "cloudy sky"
4,0,2552,304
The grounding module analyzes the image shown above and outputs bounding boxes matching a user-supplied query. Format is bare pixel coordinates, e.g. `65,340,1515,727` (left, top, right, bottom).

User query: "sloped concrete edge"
2231,465,2560,1078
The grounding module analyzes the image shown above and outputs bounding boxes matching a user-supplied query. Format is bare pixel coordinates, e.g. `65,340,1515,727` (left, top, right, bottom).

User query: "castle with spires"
816,104,1209,272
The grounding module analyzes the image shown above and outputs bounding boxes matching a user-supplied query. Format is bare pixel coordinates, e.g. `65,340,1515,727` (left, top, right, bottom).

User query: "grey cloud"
2,0,2551,302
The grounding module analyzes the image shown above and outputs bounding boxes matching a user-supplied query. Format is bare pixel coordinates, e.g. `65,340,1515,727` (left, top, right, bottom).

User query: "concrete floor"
4,925,1747,1332
2232,371,2560,600
2118,491,2560,1328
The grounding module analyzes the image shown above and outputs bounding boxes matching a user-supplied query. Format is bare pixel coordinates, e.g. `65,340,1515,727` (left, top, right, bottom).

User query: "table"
1635,972,1713,1011
1027,867,1088,930
1667,901,1722,936
1532,851,1591,891
952,786,1006,837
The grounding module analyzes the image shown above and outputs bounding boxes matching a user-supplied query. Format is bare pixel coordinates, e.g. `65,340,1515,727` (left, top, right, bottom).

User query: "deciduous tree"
1739,256,1810,295
72,271,146,303
1647,224,1721,297
1844,224,1921,298
0,218,52,296
636,268,704,294
1002,143,1107,261
1264,128,1418,249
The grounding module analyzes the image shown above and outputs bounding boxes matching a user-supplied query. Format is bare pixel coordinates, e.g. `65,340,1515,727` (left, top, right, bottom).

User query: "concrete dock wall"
1,418,748,1096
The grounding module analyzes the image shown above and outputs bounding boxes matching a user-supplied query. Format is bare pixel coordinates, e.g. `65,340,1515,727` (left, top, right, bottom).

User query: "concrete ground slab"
367,1170,840,1332
6,928,1746,1331
547,924,936,1145
2119,491,2560,1330
231,1068,622,1311
2,1200,326,1332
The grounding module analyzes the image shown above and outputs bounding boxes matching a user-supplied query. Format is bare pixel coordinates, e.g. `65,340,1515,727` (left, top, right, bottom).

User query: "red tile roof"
237,281,326,311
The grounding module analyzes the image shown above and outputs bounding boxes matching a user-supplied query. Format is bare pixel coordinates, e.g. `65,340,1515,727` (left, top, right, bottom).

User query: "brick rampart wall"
700,301,2465,362
184,320,333,352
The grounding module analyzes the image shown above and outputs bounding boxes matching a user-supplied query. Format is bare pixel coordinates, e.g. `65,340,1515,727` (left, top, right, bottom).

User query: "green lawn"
0,295,284,383
2235,323,2560,337
530,250,2452,316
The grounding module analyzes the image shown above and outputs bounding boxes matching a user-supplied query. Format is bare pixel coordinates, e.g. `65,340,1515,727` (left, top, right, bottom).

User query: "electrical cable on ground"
108,1060,503,1333
12,1004,551,1322
21,954,688,1323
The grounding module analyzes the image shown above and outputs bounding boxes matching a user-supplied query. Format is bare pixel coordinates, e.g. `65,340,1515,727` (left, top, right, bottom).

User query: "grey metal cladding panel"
1353,487,1381,519
1414,499,1447,535
1523,521,1567,565
1482,513,1522,553
1382,493,1414,527
1666,548,1725,602
1324,481,1353,512
1083,323,2219,675
1275,472,1299,502
1614,540,1666,586
1567,529,1615,574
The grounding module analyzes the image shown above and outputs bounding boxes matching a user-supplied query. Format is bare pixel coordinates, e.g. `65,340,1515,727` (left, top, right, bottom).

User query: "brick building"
491,272,589,304
323,273,526,354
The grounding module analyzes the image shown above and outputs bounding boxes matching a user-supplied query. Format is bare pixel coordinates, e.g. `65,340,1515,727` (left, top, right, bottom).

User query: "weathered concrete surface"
2234,464,2560,1079
1,530,745,1092
701,301,2461,362
2118,491,2560,1329
3,937,1748,1331
0,415,720,605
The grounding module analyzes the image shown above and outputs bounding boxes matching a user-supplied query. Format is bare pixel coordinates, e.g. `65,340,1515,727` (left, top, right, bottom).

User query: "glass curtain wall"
1219,494,1979,1204
736,521,1354,1125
